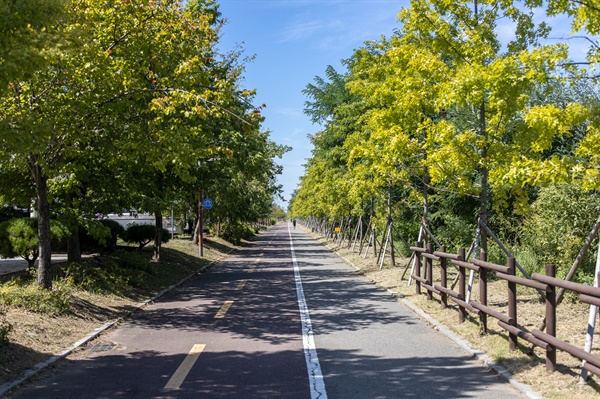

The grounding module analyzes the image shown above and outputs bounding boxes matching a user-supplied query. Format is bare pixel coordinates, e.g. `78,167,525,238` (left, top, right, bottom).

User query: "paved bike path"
290,224,527,398
8,223,528,398
9,227,307,398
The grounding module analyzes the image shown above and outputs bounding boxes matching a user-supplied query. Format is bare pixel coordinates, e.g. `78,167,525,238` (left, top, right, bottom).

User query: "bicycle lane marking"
164,344,206,390
288,223,328,399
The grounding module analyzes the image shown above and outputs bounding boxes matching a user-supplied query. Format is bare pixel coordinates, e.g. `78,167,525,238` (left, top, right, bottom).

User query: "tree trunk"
26,255,37,270
153,211,163,261
67,228,81,262
422,118,430,247
192,217,199,243
387,181,396,266
371,198,377,256
479,101,489,254
29,159,52,289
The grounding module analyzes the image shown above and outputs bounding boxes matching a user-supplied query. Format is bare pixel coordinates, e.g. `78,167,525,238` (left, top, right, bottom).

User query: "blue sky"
215,1,589,208
216,0,407,207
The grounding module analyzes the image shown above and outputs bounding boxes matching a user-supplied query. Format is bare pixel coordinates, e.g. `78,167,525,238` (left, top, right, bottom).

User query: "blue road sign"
202,198,213,209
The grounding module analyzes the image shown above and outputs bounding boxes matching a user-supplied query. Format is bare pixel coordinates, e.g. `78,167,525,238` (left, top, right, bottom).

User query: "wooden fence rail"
411,243,600,376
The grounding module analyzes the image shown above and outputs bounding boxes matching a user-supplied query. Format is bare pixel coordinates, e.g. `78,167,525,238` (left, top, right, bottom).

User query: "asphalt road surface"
9,223,527,398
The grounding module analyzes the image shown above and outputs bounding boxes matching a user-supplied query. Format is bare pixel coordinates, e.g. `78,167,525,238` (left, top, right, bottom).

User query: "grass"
0,234,238,385
319,232,600,399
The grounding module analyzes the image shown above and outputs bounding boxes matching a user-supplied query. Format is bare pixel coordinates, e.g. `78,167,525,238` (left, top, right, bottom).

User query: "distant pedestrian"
293,219,297,229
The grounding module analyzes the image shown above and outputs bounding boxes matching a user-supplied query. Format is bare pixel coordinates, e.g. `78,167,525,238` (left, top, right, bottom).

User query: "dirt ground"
320,233,600,399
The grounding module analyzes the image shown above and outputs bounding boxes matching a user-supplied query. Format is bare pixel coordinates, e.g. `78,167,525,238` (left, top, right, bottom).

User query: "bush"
101,219,125,248
510,247,540,278
0,218,68,267
61,260,128,294
78,219,114,252
0,279,71,316
123,224,170,249
0,218,38,265
220,221,255,245
521,184,600,281
0,306,11,347
60,250,153,293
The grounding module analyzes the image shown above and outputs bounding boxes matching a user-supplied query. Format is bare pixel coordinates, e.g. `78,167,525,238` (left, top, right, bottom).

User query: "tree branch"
97,87,254,125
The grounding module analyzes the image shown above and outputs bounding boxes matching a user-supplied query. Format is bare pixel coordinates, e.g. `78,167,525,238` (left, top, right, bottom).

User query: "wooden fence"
410,242,600,376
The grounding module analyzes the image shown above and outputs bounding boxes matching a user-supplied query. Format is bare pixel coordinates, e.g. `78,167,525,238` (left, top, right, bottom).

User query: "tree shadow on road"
9,347,520,399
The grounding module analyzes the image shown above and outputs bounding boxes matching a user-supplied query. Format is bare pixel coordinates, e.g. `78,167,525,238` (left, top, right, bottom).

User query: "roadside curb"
317,234,543,399
0,250,235,398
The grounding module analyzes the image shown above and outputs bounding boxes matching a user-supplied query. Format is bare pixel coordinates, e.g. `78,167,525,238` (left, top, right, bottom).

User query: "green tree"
398,0,579,252
0,0,246,286
0,0,67,87
293,65,366,220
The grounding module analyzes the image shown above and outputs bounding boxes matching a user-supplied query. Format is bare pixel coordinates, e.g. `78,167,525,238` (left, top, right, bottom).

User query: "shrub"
0,279,71,316
61,260,129,294
0,306,11,347
79,219,113,252
123,224,170,249
220,221,255,245
0,218,68,268
521,184,600,281
0,218,38,267
100,219,125,248
60,250,152,293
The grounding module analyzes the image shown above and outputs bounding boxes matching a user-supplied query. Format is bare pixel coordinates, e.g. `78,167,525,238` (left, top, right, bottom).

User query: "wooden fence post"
415,241,421,295
440,245,447,309
426,242,434,301
479,250,488,334
458,247,466,323
507,257,517,351
546,263,557,372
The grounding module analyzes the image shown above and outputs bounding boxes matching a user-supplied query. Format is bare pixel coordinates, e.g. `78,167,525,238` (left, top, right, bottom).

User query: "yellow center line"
259,252,264,257
254,258,260,263
214,300,234,318
236,280,247,290
247,267,256,273
164,344,206,390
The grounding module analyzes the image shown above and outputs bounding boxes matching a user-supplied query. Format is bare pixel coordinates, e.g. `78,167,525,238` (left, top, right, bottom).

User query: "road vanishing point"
9,223,529,398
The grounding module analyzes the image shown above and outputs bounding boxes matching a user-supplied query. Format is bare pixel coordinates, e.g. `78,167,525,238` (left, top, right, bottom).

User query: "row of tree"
0,0,288,289
289,0,600,278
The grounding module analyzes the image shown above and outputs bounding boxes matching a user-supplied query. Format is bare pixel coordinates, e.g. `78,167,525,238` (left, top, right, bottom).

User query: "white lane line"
164,344,206,389
288,223,328,399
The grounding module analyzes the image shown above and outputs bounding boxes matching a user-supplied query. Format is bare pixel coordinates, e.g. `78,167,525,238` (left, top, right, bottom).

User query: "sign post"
198,191,203,257
198,196,213,257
